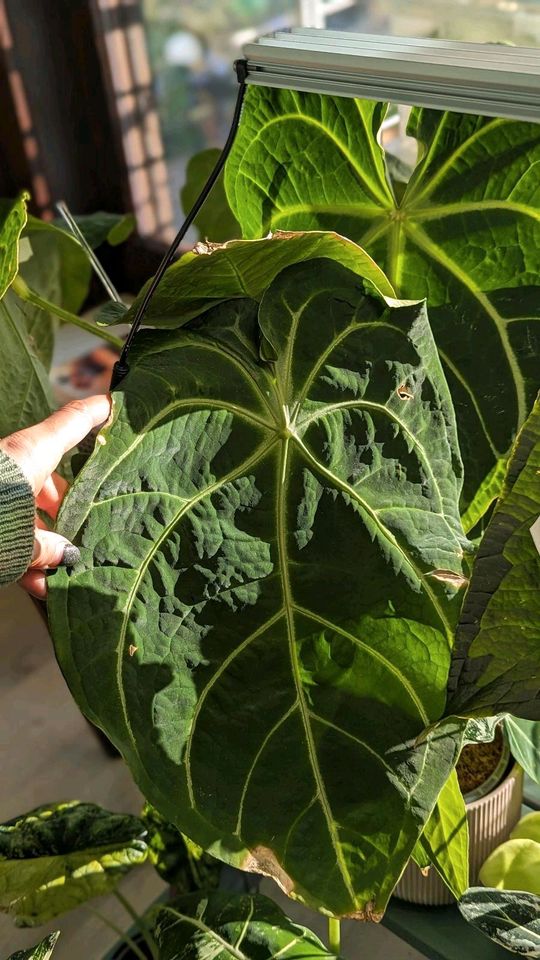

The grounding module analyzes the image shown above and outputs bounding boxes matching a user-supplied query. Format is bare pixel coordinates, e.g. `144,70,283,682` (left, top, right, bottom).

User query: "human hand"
0,395,111,598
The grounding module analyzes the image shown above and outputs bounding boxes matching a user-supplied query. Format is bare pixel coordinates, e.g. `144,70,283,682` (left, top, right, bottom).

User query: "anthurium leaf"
142,803,220,891
6,931,60,960
415,770,468,899
225,87,540,504
459,888,540,956
124,231,395,328
0,300,54,435
505,718,540,785
479,840,540,895
153,892,339,960
448,399,540,719
460,457,508,537
0,194,28,300
181,148,241,243
49,253,468,918
0,801,147,926
512,812,540,845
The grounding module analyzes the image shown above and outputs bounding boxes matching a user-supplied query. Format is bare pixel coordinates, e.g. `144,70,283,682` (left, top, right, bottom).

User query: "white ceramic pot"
393,763,524,906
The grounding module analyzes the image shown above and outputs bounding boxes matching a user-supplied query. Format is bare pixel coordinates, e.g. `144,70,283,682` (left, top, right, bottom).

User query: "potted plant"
0,86,539,958
459,810,540,955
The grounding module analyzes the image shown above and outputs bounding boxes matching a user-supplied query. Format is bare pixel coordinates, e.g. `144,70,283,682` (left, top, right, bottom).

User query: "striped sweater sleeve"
0,449,35,586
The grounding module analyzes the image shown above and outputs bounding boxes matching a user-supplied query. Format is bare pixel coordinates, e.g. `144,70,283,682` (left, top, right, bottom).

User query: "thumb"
29,528,81,570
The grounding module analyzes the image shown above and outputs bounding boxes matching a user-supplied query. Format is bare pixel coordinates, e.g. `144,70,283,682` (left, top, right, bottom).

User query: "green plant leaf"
511,812,540,845
142,803,220,891
23,217,92,314
460,457,508,536
5,931,60,960
49,254,468,918
181,148,241,243
0,194,28,300
0,300,54,436
479,840,540,895
505,718,540,785
0,801,147,926
96,300,130,326
124,231,395,328
415,770,468,899
448,399,540,719
459,887,540,956
153,892,338,960
54,211,136,249
5,215,95,374
225,88,540,503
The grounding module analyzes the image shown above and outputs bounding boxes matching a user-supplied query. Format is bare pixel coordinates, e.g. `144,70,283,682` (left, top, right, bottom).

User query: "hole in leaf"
397,384,414,400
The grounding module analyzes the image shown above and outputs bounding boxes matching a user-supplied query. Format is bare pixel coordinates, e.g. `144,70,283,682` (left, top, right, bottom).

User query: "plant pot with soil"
395,729,524,905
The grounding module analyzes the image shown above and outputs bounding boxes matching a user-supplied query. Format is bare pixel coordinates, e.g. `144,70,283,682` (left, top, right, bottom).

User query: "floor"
0,584,423,960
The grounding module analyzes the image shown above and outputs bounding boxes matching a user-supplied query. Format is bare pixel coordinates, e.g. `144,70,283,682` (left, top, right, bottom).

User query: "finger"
36,471,69,519
29,528,81,570
0,394,112,494
19,569,47,599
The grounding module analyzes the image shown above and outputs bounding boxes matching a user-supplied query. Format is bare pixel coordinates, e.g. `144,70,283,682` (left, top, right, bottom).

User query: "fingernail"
60,544,81,567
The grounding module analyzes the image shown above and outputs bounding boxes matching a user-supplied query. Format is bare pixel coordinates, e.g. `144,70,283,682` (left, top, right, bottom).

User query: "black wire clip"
109,59,249,391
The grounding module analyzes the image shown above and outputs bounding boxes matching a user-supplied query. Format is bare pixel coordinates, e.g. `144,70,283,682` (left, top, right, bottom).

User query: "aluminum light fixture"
242,28,540,123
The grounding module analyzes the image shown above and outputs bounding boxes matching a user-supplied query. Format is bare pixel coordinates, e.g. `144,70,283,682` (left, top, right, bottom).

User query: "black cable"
110,60,249,390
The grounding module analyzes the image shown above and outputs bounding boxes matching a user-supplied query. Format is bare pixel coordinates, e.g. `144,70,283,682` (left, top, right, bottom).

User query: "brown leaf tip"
344,901,384,922
427,569,469,588
241,845,294,896
128,645,138,657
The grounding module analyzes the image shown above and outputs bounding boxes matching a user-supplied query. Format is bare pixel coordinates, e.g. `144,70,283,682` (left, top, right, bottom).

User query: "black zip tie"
110,59,249,390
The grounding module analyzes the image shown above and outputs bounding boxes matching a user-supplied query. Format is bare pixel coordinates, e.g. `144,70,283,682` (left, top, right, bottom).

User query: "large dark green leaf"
49,255,468,917
153,892,338,960
181,149,241,243
5,932,60,960
460,888,540,956
448,399,540,719
124,231,395,328
225,88,540,503
0,801,147,926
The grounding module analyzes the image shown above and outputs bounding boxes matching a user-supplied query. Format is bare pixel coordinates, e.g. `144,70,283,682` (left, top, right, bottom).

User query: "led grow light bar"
242,28,540,122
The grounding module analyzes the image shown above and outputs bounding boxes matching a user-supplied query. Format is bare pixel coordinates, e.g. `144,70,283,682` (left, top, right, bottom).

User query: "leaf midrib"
243,113,392,209
276,435,358,905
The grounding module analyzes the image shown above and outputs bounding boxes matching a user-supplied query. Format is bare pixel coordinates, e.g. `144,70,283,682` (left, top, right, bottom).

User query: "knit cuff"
0,449,35,586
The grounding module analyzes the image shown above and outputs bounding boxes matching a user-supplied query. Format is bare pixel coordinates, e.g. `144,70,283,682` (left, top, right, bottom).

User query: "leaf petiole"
328,916,341,955
11,274,124,350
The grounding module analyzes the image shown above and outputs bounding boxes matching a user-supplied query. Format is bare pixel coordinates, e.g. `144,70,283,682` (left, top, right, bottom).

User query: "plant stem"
113,888,159,960
86,904,149,960
328,917,341,955
12,275,124,350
